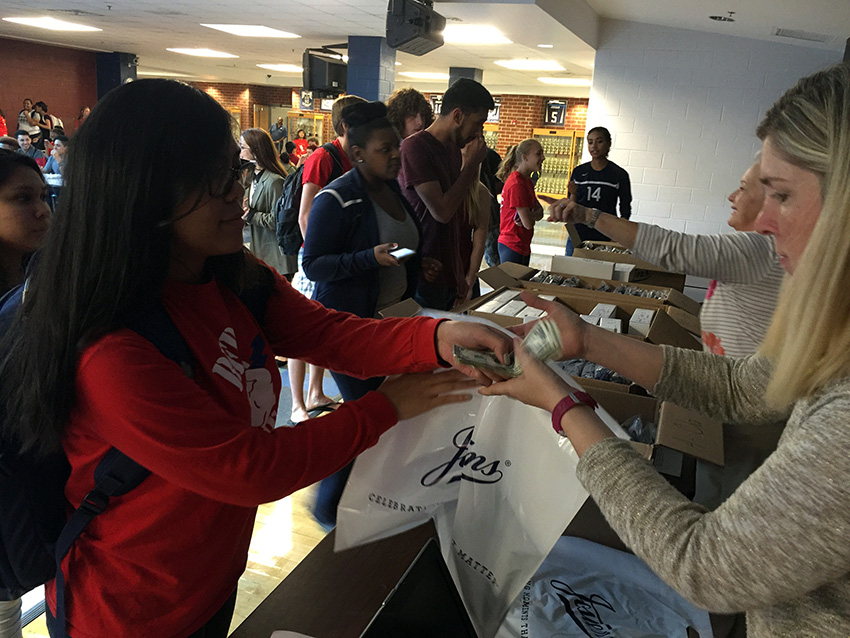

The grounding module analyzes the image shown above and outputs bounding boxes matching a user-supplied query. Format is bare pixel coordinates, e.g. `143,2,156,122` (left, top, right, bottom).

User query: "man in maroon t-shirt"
398,78,493,310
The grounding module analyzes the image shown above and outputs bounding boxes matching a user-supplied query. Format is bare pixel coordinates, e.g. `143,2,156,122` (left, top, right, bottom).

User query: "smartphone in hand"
389,247,416,261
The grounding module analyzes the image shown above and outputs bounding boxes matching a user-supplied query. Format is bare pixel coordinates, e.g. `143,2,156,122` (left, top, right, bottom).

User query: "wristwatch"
586,208,602,229
552,391,598,436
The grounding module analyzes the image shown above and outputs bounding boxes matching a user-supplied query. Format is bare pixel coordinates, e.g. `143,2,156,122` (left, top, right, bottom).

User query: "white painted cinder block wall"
585,19,841,237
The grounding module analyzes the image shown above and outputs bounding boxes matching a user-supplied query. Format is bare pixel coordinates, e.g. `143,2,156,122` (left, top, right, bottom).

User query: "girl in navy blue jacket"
302,101,442,528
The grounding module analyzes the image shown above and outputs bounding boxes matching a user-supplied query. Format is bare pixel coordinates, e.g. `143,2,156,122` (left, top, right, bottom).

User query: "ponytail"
496,145,518,182
496,138,541,182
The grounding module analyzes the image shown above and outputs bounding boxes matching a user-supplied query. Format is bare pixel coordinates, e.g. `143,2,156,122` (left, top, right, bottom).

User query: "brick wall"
189,82,334,138
0,37,97,133
423,92,588,156
497,95,588,155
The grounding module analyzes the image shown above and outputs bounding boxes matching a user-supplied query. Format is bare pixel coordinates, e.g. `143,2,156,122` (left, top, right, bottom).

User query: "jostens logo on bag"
420,426,509,487
550,579,617,638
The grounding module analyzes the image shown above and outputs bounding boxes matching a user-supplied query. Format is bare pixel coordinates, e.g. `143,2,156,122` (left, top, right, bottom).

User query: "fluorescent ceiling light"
537,44,554,48
201,24,300,38
495,59,564,71
537,77,592,86
257,63,303,73
395,62,402,66
167,48,238,58
442,25,511,45
3,16,101,31
398,71,450,80
138,70,191,78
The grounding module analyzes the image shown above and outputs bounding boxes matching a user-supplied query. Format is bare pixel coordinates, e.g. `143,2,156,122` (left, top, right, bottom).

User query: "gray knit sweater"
576,347,850,637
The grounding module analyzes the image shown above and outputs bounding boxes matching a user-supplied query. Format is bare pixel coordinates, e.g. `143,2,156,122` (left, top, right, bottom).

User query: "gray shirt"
576,347,850,636
373,198,418,311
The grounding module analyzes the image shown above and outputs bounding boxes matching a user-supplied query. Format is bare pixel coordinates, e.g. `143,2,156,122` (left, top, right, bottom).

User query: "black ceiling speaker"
386,0,446,56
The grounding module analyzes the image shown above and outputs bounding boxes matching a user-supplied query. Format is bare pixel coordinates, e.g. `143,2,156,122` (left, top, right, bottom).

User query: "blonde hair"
758,63,850,408
463,166,481,228
496,138,540,182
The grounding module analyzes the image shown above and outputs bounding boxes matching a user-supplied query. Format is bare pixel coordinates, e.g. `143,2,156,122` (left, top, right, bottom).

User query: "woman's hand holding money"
507,291,590,361
511,291,666,393
478,339,569,412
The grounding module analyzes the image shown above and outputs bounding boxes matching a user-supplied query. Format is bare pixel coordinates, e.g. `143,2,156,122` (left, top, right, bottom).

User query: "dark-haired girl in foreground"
0,80,509,638
302,100,443,528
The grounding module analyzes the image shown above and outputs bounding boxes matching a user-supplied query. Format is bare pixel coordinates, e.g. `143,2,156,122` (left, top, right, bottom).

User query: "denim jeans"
497,243,531,266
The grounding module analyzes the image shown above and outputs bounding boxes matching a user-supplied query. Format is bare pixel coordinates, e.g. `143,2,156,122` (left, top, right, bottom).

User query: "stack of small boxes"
579,303,657,336
473,290,554,321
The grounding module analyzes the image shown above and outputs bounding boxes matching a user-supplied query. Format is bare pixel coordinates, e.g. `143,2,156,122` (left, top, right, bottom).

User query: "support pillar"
347,36,396,101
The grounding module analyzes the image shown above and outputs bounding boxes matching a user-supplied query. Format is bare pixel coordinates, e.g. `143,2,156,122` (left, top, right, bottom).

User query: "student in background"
495,138,545,266
293,129,309,159
287,94,365,425
14,131,45,162
303,100,428,529
0,149,51,638
386,88,434,139
239,128,297,279
43,135,69,175
567,126,631,249
398,78,492,310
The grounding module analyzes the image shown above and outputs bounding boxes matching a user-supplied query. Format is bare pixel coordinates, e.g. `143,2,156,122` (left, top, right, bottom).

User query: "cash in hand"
453,318,562,378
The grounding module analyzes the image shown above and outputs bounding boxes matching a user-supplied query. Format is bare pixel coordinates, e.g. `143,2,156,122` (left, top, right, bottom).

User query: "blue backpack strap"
52,301,194,635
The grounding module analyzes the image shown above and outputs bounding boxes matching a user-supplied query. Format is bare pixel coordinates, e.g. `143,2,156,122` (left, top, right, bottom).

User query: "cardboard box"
546,255,615,279
664,305,702,337
479,262,701,317
462,286,701,350
567,250,687,291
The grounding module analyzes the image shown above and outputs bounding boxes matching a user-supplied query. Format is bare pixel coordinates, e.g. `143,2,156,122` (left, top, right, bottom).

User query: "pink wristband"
552,391,598,436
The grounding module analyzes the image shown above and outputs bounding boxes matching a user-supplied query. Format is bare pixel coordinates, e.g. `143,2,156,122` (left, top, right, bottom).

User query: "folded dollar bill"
453,319,562,378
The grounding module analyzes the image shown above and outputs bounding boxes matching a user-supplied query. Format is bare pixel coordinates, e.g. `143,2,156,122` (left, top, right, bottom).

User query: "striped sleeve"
633,224,781,284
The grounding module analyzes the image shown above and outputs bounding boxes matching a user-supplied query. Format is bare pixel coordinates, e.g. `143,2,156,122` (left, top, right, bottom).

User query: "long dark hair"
241,128,288,178
0,79,271,455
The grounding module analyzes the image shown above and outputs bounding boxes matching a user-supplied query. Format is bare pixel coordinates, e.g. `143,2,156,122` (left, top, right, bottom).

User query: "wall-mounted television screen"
302,50,347,95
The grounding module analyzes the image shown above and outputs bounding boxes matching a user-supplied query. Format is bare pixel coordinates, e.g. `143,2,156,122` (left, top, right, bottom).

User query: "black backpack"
0,275,270,634
274,142,345,256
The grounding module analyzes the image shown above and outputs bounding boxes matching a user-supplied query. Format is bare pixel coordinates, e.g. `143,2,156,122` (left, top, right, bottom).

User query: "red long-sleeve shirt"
48,272,441,637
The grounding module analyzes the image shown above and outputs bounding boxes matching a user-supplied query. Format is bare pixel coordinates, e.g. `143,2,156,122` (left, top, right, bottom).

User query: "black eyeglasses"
208,161,252,198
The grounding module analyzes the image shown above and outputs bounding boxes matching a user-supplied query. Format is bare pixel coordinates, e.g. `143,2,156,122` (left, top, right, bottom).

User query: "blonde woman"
483,63,850,636
495,138,545,265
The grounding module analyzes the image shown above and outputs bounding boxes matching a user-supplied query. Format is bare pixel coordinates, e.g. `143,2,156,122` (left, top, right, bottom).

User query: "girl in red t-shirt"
495,138,545,265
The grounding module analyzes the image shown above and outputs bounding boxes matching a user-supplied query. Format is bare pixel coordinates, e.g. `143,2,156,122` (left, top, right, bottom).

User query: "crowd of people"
1,60,850,638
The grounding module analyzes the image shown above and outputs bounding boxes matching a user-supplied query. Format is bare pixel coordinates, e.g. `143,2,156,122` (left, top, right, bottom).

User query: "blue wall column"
347,36,396,101
96,52,138,99
448,67,483,87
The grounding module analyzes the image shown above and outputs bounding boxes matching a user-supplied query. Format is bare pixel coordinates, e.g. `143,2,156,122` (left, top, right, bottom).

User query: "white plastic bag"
335,313,627,637
496,536,714,638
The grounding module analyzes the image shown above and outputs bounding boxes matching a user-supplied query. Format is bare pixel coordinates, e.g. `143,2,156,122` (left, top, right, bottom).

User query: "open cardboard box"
461,286,702,350
480,261,701,317
564,387,723,552
565,249,688,291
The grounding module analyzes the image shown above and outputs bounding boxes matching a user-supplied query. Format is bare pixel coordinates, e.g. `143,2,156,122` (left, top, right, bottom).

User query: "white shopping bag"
496,536,714,638
335,315,628,637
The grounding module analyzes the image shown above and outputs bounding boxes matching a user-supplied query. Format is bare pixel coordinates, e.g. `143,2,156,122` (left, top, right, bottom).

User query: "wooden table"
230,522,437,638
